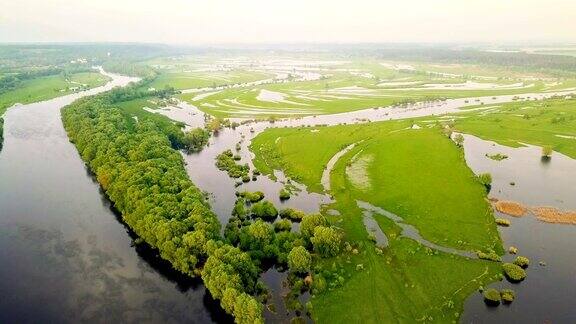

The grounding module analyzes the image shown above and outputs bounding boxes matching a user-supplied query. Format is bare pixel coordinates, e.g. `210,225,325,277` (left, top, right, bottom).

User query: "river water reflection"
0,72,231,323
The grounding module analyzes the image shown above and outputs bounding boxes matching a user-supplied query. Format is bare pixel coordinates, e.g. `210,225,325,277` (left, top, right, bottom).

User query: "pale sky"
1,0,575,44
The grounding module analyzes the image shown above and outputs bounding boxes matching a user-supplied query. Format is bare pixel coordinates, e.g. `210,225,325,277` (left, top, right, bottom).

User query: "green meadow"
452,97,576,158
148,69,273,90
251,121,503,322
0,72,110,115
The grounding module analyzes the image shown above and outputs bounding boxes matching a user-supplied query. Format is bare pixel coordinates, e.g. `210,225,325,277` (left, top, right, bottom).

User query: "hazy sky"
1,0,575,44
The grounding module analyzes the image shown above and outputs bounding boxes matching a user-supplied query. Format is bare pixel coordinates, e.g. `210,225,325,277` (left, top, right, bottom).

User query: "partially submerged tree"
183,127,210,153
453,133,465,147
541,146,553,161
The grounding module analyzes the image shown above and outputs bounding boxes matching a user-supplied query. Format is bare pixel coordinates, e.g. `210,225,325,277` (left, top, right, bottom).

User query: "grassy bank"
250,121,503,322
453,97,576,158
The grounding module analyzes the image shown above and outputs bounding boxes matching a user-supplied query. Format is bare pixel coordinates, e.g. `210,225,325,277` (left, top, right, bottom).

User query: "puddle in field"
357,201,476,258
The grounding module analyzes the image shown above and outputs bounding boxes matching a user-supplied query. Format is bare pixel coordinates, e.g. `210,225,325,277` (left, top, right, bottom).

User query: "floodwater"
174,88,576,322
1,67,575,323
0,71,232,323
460,135,576,323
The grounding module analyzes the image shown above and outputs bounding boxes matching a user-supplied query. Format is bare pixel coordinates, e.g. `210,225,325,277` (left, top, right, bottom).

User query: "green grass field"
148,69,273,91
251,121,503,322
0,72,110,115
453,97,576,158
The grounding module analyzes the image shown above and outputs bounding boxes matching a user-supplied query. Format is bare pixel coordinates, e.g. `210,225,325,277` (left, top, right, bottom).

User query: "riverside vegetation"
61,68,344,323
251,121,505,322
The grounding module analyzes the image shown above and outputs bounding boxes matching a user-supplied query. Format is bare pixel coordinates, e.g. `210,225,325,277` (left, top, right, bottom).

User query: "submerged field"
251,121,503,322
161,57,576,118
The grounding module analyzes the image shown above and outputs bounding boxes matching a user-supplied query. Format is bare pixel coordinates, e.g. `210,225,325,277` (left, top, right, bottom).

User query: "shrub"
241,191,265,203
279,188,291,200
251,200,278,221
542,146,553,158
311,226,341,257
288,246,312,274
486,153,508,161
280,208,306,222
300,214,329,239
483,288,501,306
500,289,515,303
477,173,492,190
502,263,526,282
513,256,530,268
453,133,464,147
495,218,511,226
274,219,292,232
476,250,501,262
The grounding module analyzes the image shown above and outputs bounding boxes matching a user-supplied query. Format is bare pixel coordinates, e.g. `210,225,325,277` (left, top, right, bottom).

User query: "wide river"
0,72,232,323
0,70,574,323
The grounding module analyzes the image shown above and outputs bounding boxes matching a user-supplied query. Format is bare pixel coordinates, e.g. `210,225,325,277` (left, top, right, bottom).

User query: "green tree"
251,200,278,220
311,226,341,257
300,213,328,239
453,133,464,147
183,127,210,152
288,246,312,273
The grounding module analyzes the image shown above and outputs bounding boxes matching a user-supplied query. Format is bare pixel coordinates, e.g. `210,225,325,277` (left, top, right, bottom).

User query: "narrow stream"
0,71,232,323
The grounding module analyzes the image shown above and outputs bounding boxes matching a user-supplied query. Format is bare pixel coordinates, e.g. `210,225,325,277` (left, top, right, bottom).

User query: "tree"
183,127,210,152
300,213,328,239
207,117,223,133
542,146,553,158
311,226,341,257
477,173,492,190
280,208,306,222
279,188,291,200
251,200,278,220
288,246,312,273
274,219,292,232
453,133,464,147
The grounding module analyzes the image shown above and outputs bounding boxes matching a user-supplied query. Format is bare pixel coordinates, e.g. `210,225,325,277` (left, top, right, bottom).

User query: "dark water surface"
0,72,231,323
461,135,576,323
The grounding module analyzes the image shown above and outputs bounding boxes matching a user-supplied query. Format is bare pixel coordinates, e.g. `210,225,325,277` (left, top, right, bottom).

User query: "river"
0,71,232,323
1,69,574,322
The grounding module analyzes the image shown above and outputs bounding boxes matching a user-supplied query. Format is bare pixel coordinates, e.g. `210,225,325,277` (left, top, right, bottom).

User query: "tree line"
62,79,264,323
62,69,344,322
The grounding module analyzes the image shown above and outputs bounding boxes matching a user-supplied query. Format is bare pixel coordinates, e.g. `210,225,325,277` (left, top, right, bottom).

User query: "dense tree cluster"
61,73,343,323
215,149,250,180
183,127,210,153
61,82,263,323
372,48,576,77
